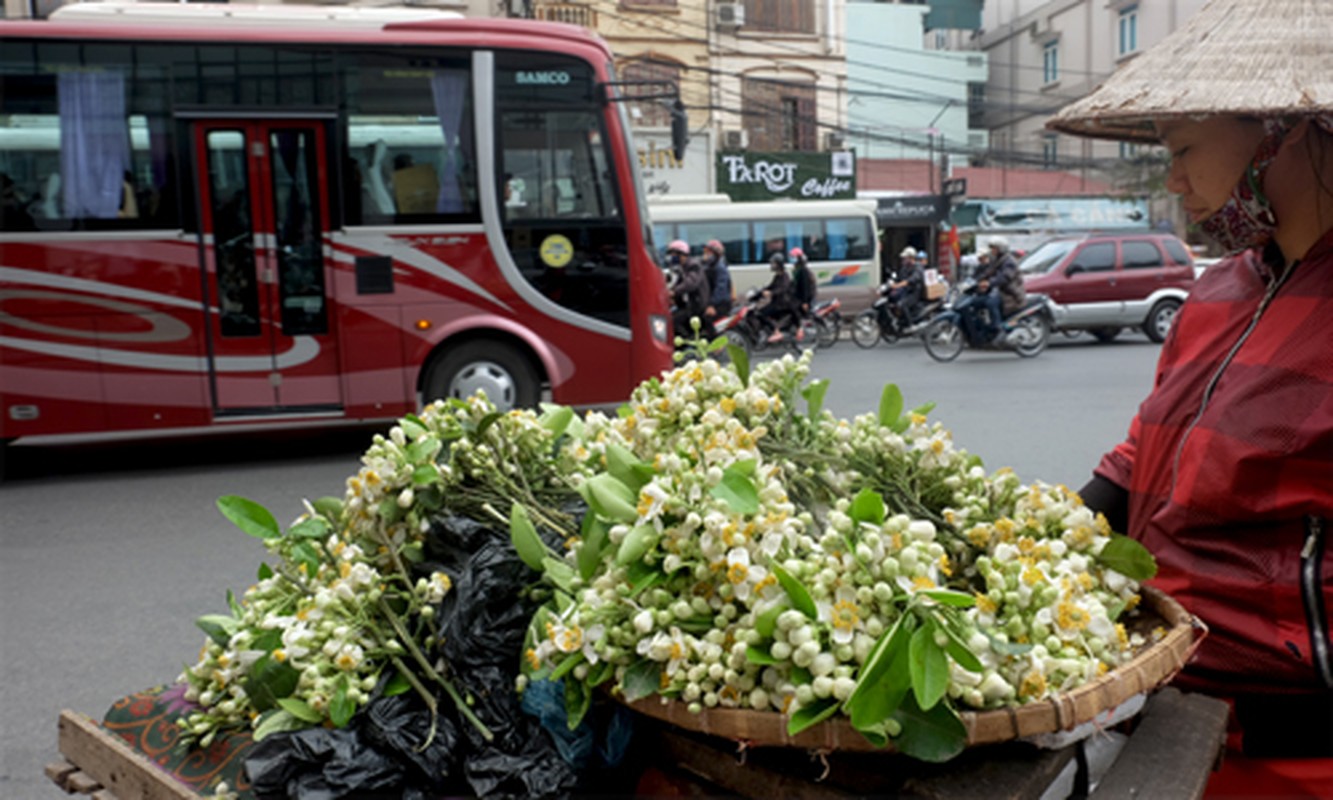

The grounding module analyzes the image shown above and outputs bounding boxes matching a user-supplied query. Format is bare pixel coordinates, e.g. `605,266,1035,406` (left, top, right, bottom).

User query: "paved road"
0,331,1161,799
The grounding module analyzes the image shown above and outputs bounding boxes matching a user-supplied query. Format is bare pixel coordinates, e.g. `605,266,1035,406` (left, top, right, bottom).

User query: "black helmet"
769,252,786,271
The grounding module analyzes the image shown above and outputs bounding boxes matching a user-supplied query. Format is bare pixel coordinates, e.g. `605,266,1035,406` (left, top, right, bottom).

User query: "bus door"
192,120,342,412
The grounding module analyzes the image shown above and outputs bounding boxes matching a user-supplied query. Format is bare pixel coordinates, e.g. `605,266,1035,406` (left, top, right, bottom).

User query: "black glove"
1078,474,1129,535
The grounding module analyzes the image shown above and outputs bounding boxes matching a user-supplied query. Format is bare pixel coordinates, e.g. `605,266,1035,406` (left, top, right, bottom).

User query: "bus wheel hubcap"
451,361,514,406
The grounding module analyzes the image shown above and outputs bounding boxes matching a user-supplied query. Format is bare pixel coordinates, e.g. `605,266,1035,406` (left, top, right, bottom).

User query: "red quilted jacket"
1095,230,1333,696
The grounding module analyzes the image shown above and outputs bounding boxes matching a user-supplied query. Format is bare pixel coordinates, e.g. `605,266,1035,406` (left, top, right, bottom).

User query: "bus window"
826,217,876,261
752,218,823,262
205,130,261,338
342,56,477,225
0,42,178,231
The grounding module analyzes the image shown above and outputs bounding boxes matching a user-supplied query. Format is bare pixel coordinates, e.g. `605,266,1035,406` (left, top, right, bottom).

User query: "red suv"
1019,232,1195,343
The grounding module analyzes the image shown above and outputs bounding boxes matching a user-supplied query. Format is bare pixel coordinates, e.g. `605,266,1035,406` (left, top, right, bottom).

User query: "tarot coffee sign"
716,150,857,201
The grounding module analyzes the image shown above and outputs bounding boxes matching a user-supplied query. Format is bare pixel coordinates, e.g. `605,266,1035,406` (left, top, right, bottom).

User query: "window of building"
623,0,677,7
742,77,816,151
1118,6,1138,56
619,60,680,128
1119,141,1141,160
1042,41,1059,84
743,0,815,34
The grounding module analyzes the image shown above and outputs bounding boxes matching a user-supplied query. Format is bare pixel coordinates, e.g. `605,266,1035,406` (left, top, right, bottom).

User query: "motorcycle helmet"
705,239,725,254
769,252,786,271
987,236,1010,254
899,246,917,259
666,239,690,256
789,247,806,261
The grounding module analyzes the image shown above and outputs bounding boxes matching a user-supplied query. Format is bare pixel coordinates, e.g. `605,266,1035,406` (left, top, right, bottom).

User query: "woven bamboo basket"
621,586,1202,752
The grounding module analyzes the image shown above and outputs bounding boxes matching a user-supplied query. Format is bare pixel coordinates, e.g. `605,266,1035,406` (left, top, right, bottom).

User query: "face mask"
1197,119,1288,254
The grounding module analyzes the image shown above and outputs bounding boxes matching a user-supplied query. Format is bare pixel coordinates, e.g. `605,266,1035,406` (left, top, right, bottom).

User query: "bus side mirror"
670,99,688,161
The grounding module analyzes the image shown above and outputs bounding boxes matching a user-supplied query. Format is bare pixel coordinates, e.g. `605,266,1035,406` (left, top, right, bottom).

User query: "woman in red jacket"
1047,0,1331,792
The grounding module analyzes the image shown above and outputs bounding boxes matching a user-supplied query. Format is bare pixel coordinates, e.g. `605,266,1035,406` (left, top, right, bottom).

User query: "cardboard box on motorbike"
923,269,947,300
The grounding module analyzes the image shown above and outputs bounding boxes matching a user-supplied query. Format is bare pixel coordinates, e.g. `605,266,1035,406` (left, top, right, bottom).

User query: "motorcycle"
710,289,816,358
810,297,843,348
851,280,948,348
920,282,1054,361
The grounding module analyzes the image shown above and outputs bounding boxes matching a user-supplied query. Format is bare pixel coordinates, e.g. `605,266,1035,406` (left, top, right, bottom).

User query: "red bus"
0,2,674,448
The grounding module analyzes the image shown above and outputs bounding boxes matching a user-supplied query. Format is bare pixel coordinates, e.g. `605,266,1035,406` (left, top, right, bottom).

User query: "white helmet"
988,236,1010,254
899,246,917,259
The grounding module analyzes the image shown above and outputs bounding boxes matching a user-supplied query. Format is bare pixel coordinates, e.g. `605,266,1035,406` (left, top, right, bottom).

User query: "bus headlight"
649,314,669,343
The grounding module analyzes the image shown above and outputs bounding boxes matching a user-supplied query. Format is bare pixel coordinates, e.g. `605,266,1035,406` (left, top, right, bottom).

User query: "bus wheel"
423,341,540,411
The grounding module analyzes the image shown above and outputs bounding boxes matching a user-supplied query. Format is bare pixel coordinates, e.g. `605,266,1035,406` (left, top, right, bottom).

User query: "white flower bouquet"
176,344,1158,768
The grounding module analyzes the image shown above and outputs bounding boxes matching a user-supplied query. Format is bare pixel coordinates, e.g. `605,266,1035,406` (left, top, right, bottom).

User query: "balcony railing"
534,3,597,28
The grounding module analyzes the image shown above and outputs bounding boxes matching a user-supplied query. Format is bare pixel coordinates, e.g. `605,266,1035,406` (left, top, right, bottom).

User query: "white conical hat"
1047,0,1333,142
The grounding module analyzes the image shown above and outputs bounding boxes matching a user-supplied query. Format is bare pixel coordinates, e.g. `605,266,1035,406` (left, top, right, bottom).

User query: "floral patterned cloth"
102,684,255,798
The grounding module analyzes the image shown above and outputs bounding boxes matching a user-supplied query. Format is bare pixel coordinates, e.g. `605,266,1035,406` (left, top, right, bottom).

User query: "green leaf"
709,466,760,516
1097,533,1158,581
585,474,639,523
311,496,343,520
935,615,984,673
878,384,904,429
588,659,616,688
195,614,239,648
216,496,280,540
252,628,282,654
252,708,308,742
277,697,324,723
550,651,586,682
770,561,818,619
257,562,273,581
787,697,840,737
399,415,427,439
243,654,300,713
729,344,750,387
910,401,936,418
605,443,651,493
622,658,662,703
330,675,356,728
891,694,967,763
292,541,321,577
909,623,949,711
754,602,787,639
540,403,576,438
412,465,439,485
383,671,413,697
849,488,886,527
616,524,659,566
542,556,577,594
627,561,665,597
746,645,779,666
286,517,328,540
565,677,592,730
846,618,912,729
917,589,977,608
474,411,502,438
577,516,612,581
406,435,441,463
985,632,1033,657
509,503,548,571
226,589,242,618
802,378,830,420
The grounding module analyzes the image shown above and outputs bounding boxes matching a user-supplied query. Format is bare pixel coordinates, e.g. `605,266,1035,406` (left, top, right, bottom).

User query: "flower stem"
378,598,494,742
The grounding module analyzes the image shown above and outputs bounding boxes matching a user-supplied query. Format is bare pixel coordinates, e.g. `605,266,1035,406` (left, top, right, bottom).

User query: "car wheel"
1144,300,1181,343
851,311,881,349
423,340,540,411
922,318,964,362
1090,326,1121,343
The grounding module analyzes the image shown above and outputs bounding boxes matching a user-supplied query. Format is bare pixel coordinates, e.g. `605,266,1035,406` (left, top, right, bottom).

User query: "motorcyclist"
667,240,710,339
759,252,796,342
887,246,925,324
961,237,1024,343
702,239,734,327
790,247,817,320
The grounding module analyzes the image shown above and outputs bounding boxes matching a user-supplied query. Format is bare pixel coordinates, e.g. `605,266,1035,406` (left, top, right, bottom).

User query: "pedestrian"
1048,0,1332,791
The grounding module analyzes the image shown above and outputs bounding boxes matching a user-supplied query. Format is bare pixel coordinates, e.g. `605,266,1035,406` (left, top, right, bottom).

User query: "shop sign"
635,129,713,197
716,150,857,201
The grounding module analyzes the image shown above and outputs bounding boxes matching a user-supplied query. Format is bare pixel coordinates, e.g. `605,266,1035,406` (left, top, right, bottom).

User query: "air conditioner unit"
715,2,744,30
722,129,748,150
824,132,846,151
